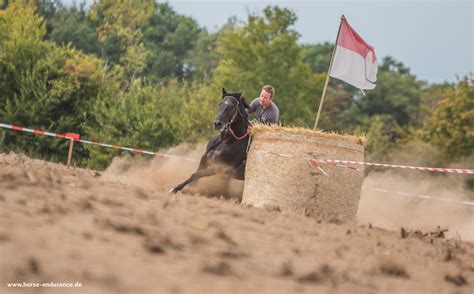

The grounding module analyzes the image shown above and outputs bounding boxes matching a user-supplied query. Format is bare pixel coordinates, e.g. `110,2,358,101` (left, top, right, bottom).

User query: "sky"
64,0,473,84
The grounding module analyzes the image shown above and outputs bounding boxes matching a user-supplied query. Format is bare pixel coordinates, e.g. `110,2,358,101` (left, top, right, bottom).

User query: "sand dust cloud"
100,143,244,198
358,170,473,241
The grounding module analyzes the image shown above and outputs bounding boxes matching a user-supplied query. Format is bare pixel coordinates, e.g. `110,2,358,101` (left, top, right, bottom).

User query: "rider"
246,85,279,125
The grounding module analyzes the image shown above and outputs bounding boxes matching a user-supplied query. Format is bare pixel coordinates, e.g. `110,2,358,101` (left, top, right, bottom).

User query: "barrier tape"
362,187,474,206
2,122,473,207
1,122,473,174
256,150,474,175
309,159,328,176
0,123,197,162
314,159,474,175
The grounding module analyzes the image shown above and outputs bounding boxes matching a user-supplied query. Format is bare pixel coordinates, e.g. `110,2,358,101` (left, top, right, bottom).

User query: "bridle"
221,96,249,140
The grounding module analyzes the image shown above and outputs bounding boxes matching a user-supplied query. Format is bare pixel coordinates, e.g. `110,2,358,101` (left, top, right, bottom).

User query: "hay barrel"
241,125,365,222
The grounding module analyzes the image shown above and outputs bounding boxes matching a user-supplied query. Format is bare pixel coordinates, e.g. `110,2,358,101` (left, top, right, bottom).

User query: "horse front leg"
232,159,246,180
169,165,226,194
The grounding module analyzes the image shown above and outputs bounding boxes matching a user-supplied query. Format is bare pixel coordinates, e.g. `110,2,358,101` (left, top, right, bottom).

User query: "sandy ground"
0,152,473,294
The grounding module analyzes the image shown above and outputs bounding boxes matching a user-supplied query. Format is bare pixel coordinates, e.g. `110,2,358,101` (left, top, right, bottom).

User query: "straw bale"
242,125,365,222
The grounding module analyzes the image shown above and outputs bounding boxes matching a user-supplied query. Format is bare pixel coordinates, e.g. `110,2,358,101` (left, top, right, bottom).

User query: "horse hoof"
169,187,178,194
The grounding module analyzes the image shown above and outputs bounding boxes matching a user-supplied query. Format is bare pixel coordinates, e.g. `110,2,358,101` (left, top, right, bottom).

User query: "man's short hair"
262,85,275,98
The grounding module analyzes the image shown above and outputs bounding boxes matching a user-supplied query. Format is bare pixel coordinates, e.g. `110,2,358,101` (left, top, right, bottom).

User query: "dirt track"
0,152,473,293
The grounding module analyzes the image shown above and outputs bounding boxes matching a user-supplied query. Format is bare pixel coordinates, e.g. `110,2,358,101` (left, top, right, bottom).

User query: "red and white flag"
330,17,378,90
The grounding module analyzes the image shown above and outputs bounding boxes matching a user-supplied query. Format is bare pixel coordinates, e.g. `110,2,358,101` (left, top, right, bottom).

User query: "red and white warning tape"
2,122,473,206
0,123,197,162
362,187,474,206
314,158,474,175
2,122,473,174
255,150,474,175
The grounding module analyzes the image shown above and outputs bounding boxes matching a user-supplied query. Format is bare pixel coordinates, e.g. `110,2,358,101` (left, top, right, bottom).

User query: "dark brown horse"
170,88,250,193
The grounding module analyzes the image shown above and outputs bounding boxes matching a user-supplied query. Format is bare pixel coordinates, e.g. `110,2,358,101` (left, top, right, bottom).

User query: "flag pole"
313,15,345,130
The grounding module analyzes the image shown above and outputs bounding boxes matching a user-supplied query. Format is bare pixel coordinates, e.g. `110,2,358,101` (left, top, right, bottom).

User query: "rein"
228,126,249,140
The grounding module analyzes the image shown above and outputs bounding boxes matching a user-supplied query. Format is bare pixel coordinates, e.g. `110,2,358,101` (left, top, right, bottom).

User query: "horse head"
214,88,249,131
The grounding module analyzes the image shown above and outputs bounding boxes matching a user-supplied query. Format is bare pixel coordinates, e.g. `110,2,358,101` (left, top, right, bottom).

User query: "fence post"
65,133,80,167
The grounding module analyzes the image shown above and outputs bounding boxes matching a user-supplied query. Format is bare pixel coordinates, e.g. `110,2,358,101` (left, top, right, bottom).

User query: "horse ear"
222,87,227,96
241,96,250,109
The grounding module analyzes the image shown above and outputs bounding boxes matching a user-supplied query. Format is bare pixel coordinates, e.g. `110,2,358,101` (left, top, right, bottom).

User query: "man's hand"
247,124,254,134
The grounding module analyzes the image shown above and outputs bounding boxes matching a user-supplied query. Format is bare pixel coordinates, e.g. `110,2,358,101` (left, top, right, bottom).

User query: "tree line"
0,1,472,185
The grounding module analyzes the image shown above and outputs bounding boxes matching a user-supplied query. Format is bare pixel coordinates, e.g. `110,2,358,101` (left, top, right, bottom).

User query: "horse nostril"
214,121,222,129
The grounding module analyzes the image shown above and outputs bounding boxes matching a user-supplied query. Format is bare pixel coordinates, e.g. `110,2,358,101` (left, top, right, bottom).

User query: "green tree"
89,0,154,80
142,3,201,82
301,42,333,74
417,82,451,127
213,6,324,126
0,1,106,164
84,82,173,168
184,30,220,82
84,79,220,169
356,56,425,127
364,115,403,162
46,2,101,56
316,83,355,132
420,76,474,164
